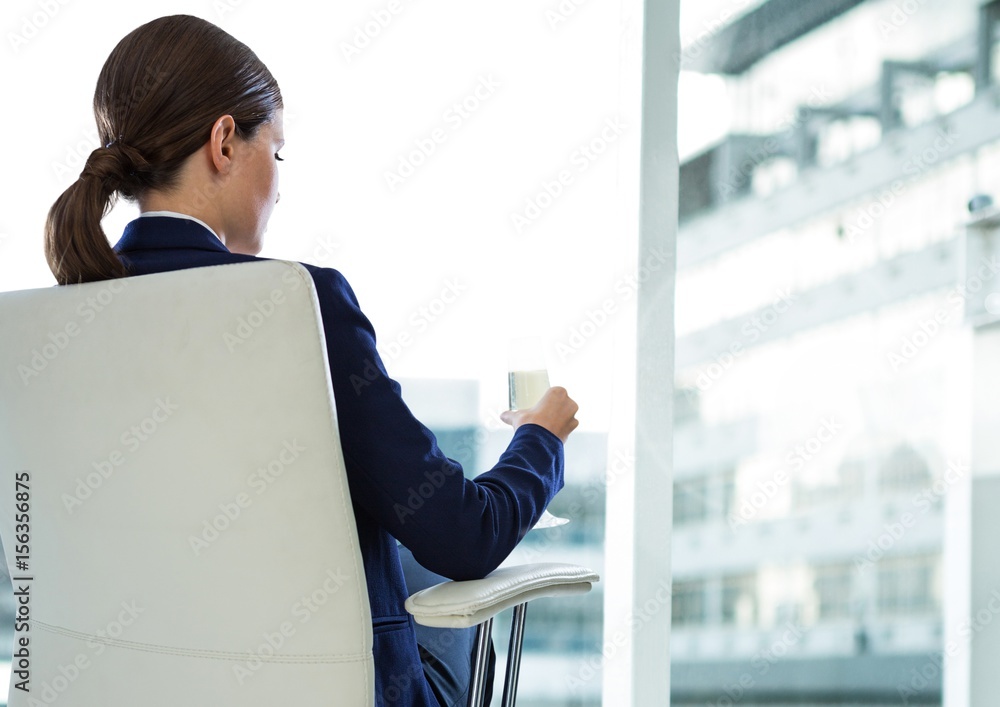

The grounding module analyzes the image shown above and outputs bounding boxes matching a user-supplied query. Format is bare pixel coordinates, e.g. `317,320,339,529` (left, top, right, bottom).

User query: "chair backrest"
0,261,374,706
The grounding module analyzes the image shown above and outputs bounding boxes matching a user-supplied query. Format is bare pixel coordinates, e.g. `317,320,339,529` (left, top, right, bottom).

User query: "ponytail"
44,144,146,285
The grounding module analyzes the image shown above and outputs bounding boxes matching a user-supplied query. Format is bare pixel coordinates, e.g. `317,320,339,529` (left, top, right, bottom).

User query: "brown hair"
45,14,282,285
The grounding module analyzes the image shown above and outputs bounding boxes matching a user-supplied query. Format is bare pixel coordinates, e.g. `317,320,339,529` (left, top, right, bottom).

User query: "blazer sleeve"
303,264,565,581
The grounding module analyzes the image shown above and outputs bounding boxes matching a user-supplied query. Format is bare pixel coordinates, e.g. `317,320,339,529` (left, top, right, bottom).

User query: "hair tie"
80,143,124,182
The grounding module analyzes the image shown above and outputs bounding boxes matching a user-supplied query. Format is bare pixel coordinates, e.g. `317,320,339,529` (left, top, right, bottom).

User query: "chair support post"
467,617,494,707
500,602,528,707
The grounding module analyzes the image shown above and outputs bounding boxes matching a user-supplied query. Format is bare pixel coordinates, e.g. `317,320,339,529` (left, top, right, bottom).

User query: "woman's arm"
304,264,568,581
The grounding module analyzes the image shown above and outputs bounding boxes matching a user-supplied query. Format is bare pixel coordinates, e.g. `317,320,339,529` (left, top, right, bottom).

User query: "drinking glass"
508,337,569,529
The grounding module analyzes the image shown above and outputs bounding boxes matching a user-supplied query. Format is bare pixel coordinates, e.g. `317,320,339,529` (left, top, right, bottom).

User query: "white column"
945,211,1000,707
602,0,679,704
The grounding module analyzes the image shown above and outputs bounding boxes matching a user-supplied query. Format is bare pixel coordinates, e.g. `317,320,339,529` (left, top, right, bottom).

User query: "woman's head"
45,14,283,285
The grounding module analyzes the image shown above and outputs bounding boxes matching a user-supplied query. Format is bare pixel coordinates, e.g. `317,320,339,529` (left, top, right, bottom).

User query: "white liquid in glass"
507,359,569,529
508,369,550,411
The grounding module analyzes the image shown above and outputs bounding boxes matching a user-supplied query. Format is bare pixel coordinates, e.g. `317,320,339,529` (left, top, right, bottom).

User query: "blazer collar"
114,215,232,255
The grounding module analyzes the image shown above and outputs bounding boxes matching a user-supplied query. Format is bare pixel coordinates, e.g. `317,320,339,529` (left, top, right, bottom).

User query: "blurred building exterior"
671,0,1000,704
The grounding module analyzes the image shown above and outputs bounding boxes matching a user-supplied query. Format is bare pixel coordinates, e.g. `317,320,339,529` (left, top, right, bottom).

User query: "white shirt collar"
139,211,223,244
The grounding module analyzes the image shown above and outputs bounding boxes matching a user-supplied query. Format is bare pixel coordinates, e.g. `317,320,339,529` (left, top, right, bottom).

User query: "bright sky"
0,0,738,430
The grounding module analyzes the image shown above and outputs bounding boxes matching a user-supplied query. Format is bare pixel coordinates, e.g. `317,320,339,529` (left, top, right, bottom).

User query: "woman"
45,14,579,707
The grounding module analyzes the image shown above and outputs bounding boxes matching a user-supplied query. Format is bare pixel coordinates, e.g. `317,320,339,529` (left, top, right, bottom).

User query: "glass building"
671,0,1000,704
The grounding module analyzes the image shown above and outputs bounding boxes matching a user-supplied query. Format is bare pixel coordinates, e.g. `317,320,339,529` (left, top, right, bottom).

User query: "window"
877,554,940,616
672,580,707,627
813,563,854,621
718,468,737,520
673,477,708,526
720,573,757,627
674,469,735,526
522,593,604,653
673,0,981,701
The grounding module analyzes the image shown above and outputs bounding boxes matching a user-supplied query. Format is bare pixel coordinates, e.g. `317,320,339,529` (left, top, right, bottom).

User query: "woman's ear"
208,115,238,174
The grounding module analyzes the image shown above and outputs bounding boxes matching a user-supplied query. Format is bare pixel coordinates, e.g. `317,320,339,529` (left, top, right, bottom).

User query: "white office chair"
0,260,597,707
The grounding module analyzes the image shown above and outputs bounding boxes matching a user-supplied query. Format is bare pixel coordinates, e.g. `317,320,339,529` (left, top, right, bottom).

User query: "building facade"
670,0,1000,703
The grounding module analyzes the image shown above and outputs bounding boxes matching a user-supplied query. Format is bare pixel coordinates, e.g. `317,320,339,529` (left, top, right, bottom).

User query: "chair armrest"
404,562,600,629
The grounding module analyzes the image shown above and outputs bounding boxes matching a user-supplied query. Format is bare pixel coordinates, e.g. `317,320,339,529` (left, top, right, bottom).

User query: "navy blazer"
112,215,565,706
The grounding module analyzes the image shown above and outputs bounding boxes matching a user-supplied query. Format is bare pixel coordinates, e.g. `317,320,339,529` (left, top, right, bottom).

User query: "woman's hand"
499,386,579,443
